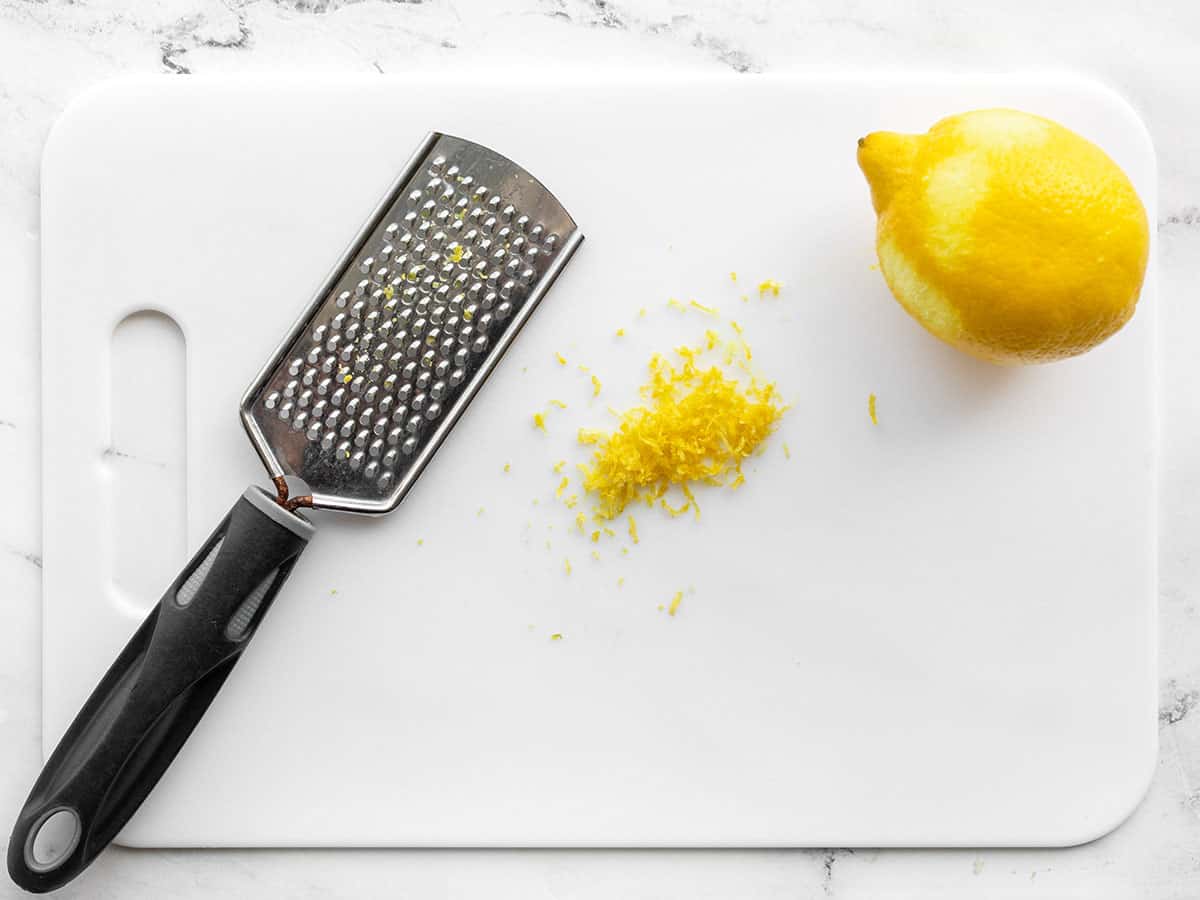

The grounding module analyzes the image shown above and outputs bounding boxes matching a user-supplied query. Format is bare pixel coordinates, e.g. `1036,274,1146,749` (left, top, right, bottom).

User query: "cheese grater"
9,133,582,894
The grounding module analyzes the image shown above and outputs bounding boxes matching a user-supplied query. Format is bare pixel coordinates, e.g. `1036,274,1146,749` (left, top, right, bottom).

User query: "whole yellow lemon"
857,108,1149,364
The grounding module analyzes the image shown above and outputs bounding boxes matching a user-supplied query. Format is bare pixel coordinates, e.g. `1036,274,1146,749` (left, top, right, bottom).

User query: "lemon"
857,108,1149,364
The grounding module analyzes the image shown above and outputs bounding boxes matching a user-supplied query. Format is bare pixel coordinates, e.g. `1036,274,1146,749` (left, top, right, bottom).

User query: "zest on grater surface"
241,132,583,514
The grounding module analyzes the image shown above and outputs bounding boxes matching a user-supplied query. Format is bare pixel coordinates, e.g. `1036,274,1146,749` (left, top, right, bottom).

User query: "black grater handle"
7,487,314,894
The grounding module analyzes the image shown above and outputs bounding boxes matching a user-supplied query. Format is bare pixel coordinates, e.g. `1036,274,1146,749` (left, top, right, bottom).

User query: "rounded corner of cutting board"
43,76,159,175
1056,74,1157,176
1048,731,1159,848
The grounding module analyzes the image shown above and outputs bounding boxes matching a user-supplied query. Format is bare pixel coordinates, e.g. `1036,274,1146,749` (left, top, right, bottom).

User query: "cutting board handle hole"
105,310,187,619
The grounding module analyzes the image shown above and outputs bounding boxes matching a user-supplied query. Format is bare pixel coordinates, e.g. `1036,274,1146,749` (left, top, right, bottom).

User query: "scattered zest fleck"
553,460,566,474
590,530,601,543
591,550,600,561
628,514,639,544
548,399,567,409
533,412,546,432
550,632,564,641
615,328,626,337
503,463,511,473
730,271,737,282
563,558,572,576
556,476,569,498
757,279,782,297
477,507,485,516
416,539,424,547
668,590,682,616
617,577,625,587
689,299,717,316
590,374,602,397
555,353,568,366
868,393,878,426
330,589,338,596
638,307,647,318
783,442,791,459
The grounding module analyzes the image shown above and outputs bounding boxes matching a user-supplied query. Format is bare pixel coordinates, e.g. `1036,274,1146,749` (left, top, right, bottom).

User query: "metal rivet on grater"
240,133,582,515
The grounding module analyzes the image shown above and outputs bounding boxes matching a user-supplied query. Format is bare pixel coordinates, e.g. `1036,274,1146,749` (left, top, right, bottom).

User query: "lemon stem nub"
857,131,919,214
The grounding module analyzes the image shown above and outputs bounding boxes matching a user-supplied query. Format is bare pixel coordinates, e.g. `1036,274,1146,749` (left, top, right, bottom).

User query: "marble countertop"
2,0,1199,897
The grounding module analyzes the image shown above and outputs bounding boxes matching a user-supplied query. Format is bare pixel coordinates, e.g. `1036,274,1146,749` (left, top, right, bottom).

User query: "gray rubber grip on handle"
7,487,314,894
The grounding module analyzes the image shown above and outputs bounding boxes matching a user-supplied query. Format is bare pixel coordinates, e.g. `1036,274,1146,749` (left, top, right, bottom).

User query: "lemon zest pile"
577,336,785,520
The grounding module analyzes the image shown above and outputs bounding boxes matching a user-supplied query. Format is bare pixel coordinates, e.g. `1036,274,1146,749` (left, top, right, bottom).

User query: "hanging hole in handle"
24,807,81,873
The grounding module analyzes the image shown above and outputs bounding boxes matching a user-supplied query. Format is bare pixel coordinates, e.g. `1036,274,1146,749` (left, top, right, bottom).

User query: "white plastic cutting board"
41,73,1157,847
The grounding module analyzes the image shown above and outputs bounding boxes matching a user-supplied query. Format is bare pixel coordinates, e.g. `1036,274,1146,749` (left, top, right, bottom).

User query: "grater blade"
240,133,582,514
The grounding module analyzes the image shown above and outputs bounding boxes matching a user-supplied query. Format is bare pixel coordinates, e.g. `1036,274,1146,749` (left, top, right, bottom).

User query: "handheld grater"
9,133,582,893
